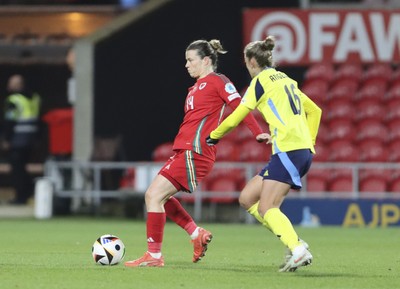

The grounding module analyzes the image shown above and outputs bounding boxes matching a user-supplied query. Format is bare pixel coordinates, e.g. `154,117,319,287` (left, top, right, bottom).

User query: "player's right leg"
280,239,311,272
258,179,312,272
279,243,312,272
161,150,215,263
125,175,177,268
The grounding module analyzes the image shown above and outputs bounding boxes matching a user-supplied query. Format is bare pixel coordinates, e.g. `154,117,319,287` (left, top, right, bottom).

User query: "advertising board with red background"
243,9,400,65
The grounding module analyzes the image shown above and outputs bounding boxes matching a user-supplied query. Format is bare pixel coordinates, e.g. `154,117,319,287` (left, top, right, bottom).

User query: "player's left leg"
164,196,212,262
164,196,198,236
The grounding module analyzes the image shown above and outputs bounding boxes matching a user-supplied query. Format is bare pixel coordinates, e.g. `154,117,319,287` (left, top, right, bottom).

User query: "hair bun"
264,36,275,51
209,39,227,54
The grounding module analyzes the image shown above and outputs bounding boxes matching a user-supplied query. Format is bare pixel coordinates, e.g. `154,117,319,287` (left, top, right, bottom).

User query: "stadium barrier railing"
43,160,400,221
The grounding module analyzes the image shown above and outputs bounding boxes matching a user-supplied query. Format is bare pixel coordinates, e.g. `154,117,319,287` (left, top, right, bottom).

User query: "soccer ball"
92,234,126,265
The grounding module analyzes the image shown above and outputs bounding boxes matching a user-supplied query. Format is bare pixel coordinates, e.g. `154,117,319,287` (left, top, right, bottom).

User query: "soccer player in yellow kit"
206,36,322,272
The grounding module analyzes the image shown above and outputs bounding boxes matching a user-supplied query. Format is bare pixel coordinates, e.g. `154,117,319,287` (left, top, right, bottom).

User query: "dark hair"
244,36,275,68
186,39,227,70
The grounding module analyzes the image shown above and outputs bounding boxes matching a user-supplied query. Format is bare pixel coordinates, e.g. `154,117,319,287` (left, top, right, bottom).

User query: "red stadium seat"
239,140,271,162
328,140,359,162
203,168,246,191
385,119,400,144
326,78,358,105
152,142,174,162
355,121,388,144
326,119,355,143
361,63,392,84
359,177,387,193
384,102,400,127
388,178,400,192
390,66,400,87
313,143,330,162
388,170,400,192
386,118,400,135
203,168,245,204
328,169,353,192
354,99,386,124
301,79,329,106
304,63,335,83
235,123,256,143
325,99,355,123
357,138,383,149
315,122,329,145
359,142,388,162
384,84,400,112
353,79,388,103
179,169,243,204
119,168,135,189
216,139,239,162
386,139,400,162
333,63,363,84
208,176,240,204
359,169,389,192
306,169,329,192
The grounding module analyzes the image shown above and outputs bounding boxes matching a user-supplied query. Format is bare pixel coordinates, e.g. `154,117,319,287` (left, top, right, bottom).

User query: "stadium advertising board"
282,199,400,227
243,9,400,65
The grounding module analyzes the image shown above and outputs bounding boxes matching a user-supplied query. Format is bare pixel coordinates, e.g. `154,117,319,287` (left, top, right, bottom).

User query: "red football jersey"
173,72,241,161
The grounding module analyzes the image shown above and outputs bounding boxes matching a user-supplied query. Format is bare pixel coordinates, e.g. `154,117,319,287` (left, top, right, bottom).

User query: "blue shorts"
258,149,313,190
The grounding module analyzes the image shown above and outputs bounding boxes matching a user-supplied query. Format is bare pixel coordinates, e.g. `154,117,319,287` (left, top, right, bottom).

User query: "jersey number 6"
285,84,301,115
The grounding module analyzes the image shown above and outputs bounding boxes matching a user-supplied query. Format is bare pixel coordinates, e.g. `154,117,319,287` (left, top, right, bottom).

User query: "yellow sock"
247,202,271,231
263,208,300,250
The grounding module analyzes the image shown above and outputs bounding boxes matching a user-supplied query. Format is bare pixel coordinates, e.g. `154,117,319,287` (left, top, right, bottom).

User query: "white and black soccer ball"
92,234,126,265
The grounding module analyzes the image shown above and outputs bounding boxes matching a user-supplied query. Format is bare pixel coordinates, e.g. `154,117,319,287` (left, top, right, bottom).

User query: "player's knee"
238,194,252,210
145,189,162,206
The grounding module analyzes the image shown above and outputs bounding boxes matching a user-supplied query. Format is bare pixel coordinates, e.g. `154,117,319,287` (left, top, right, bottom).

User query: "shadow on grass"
167,261,367,278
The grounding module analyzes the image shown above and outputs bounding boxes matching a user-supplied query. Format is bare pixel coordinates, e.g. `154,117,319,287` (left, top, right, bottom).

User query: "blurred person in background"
1,74,41,204
124,39,267,267
66,47,76,106
206,36,322,272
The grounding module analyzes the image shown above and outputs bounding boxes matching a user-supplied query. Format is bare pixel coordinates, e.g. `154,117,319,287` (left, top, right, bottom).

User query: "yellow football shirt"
210,68,322,155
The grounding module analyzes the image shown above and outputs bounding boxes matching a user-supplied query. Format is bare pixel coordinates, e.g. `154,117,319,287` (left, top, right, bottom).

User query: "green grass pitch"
1,217,399,289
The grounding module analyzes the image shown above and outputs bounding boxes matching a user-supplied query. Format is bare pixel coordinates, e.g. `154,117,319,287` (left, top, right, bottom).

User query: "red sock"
146,212,166,253
164,197,197,235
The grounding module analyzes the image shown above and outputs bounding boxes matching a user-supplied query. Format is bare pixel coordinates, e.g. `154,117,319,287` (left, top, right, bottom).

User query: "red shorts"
159,150,214,193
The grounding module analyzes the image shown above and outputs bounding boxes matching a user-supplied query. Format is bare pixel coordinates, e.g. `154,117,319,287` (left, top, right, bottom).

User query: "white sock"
148,252,162,259
292,244,306,255
190,227,200,240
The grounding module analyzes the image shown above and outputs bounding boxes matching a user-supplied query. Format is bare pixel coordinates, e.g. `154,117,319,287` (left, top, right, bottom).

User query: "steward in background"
2,74,41,204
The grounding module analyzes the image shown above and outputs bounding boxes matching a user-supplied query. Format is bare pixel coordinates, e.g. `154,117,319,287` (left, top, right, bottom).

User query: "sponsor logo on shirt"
225,83,237,94
228,93,241,102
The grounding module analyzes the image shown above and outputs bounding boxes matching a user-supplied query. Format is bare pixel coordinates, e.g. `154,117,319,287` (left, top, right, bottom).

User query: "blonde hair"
187,39,227,70
244,36,275,68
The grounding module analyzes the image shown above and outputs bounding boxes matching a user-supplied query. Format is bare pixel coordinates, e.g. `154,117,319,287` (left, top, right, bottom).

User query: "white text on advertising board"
246,10,400,64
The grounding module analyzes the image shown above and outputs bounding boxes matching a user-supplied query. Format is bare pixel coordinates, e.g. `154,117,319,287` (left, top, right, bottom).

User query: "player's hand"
256,133,272,144
206,136,219,146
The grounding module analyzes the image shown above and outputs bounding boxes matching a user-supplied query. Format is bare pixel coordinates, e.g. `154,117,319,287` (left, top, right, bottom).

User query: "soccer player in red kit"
125,39,269,267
